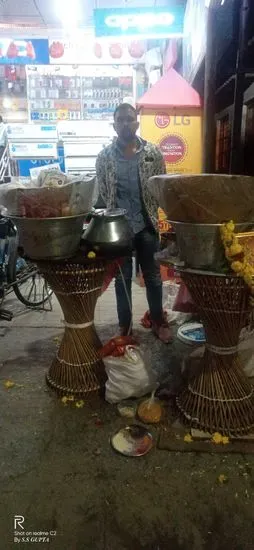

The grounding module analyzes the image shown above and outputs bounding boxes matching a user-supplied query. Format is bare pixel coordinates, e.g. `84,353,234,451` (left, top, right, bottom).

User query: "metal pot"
83,208,133,254
172,221,254,271
11,214,85,260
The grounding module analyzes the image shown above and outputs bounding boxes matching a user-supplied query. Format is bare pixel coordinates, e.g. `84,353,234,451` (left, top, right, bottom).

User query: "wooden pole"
229,0,249,174
203,0,220,173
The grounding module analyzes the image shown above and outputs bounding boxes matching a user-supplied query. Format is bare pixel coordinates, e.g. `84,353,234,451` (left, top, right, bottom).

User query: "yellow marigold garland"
220,221,254,304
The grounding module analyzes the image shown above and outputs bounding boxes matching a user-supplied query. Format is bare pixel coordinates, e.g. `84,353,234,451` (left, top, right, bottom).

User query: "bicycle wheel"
7,244,53,308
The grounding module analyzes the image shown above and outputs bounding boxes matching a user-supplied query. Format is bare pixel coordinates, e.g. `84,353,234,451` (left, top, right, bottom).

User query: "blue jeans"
115,227,163,328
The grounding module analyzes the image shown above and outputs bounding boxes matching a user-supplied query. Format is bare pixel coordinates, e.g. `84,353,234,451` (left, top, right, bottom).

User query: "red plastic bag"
99,336,136,358
101,259,124,294
172,282,197,314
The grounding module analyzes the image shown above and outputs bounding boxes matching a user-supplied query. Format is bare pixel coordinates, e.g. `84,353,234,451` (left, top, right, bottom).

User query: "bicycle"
0,215,53,321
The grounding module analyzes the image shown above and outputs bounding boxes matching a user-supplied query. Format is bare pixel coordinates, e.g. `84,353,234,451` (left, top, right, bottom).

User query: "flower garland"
220,221,254,304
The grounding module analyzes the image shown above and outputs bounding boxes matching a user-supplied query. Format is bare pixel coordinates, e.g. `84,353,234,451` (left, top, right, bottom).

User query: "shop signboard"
94,7,184,39
141,111,202,173
49,37,147,64
0,39,49,65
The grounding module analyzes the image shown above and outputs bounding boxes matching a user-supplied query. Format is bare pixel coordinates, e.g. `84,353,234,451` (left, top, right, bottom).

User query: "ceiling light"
55,0,81,28
3,97,12,109
205,0,225,6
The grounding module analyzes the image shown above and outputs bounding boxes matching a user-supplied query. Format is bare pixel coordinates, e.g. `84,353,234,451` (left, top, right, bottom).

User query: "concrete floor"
0,284,254,550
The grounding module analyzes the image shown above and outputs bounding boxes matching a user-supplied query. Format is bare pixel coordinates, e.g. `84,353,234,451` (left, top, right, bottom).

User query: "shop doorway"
215,115,231,173
244,100,254,175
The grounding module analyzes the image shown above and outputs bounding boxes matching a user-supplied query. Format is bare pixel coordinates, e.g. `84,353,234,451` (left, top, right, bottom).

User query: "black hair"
114,103,137,120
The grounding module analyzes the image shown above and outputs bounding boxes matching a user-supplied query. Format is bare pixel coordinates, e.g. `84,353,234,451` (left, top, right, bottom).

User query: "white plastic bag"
0,178,34,216
161,280,192,326
69,174,96,215
104,345,156,404
239,324,254,378
162,280,179,309
144,47,162,74
0,173,96,217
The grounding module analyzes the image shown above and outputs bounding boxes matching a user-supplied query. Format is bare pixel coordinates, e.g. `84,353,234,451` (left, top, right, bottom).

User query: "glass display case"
26,65,134,122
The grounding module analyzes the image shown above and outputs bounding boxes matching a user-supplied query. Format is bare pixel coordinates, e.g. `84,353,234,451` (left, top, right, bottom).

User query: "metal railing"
0,145,11,182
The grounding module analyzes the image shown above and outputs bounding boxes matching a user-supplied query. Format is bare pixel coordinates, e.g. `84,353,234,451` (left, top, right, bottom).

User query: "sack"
104,345,156,404
150,174,254,223
172,282,197,314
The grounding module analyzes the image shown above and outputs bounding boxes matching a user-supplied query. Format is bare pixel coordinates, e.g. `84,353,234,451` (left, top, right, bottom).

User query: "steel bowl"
11,214,85,260
172,221,254,271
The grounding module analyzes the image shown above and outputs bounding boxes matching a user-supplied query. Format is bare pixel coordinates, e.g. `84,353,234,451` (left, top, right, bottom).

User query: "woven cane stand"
38,259,108,396
177,271,254,435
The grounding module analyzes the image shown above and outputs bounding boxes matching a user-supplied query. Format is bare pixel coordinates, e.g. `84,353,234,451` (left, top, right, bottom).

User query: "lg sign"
155,114,190,128
155,114,170,129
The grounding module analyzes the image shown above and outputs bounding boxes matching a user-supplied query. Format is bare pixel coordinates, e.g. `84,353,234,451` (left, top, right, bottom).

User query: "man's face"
113,107,139,143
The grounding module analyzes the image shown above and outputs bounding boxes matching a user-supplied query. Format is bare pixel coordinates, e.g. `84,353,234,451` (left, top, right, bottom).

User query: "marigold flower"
3,380,15,389
226,221,235,232
228,243,243,257
184,433,193,443
75,400,84,408
212,432,223,444
218,474,228,484
61,395,74,404
231,261,244,274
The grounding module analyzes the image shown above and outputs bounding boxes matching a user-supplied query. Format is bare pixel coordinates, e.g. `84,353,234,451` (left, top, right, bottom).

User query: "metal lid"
104,208,127,218
94,208,127,219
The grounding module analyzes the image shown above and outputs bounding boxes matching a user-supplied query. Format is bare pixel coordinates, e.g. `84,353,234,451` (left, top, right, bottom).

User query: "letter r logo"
14,516,24,529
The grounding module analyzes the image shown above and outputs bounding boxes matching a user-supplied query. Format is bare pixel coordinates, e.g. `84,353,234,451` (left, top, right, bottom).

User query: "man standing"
96,103,172,343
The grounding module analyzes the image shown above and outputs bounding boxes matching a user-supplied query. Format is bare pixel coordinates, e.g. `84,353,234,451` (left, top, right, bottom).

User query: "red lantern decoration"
128,41,146,59
49,42,65,59
26,41,35,59
7,42,19,59
94,43,102,58
109,43,123,59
